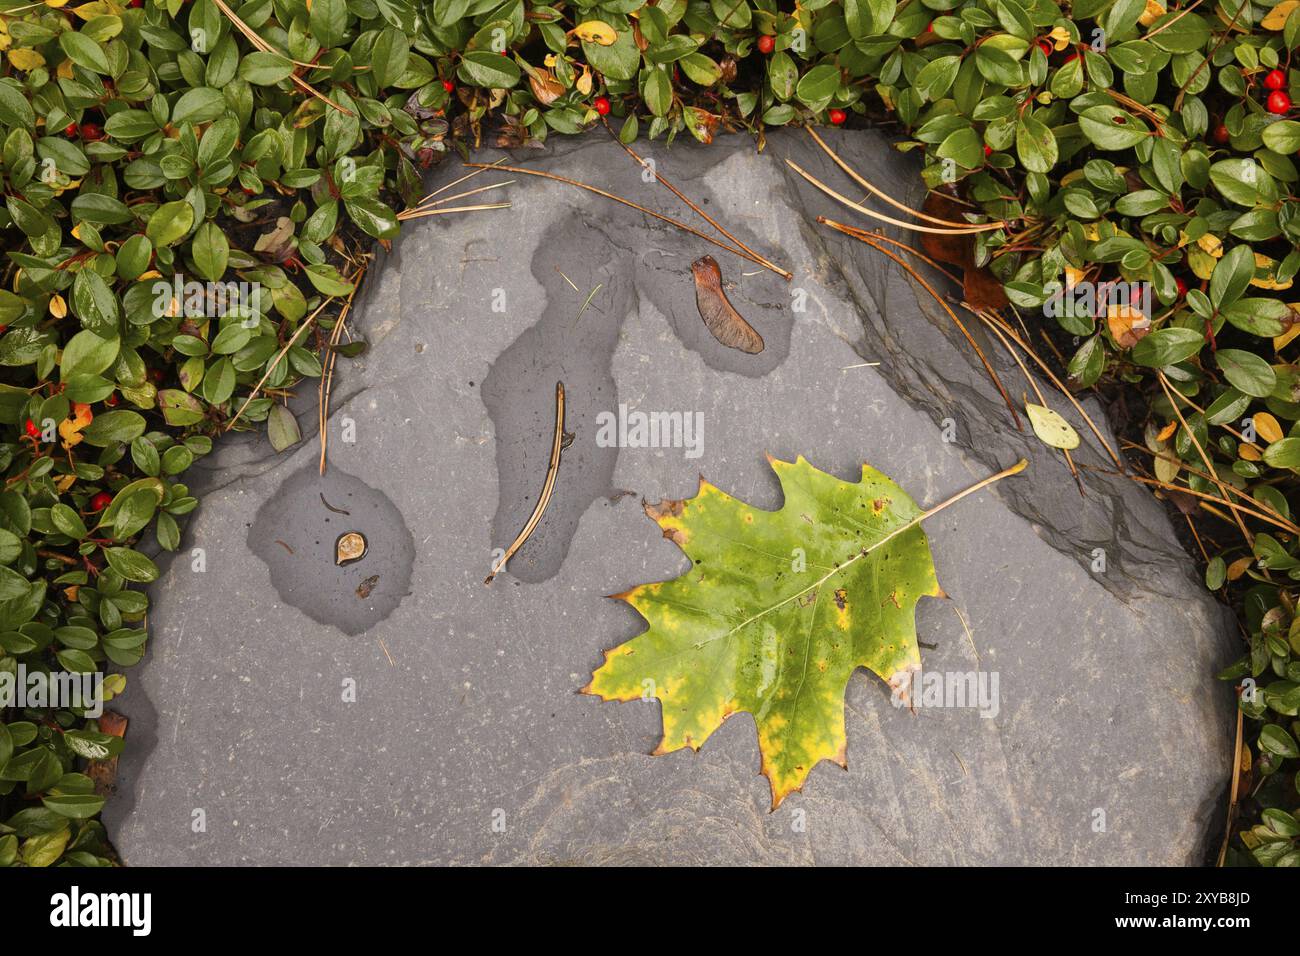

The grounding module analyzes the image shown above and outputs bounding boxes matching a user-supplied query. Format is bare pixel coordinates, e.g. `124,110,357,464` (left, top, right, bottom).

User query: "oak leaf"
583,456,945,808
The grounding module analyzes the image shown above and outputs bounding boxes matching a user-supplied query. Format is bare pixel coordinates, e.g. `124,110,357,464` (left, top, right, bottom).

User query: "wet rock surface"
104,129,1235,865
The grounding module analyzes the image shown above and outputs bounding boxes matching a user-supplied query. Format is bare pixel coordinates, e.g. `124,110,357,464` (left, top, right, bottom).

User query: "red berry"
925,22,934,33
1267,90,1292,114
79,123,102,140
1037,39,1052,57
828,108,847,126
593,96,611,116
129,0,142,6
1212,123,1230,144
105,392,119,407
1175,277,1188,298
442,79,454,92
148,368,164,383
64,122,78,136
0,325,7,334
1063,52,1081,64
24,419,39,439
983,144,993,157
1264,69,1287,91
757,35,775,54
90,492,113,512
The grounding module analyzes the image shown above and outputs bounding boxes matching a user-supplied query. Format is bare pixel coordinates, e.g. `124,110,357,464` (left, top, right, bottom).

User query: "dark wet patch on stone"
480,199,792,585
638,247,791,377
248,461,414,635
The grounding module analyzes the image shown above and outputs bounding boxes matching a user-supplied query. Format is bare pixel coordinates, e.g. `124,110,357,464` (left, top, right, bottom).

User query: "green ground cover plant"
0,0,1296,866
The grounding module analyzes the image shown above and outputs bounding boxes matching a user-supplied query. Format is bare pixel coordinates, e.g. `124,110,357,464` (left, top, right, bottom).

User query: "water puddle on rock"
248,461,415,635
481,204,792,586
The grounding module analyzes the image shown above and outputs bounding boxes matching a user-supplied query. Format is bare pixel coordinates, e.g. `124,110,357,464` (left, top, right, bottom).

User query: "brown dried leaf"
482,114,542,149
918,192,974,271
528,70,565,106
1107,303,1150,350
86,711,127,798
963,265,1009,311
691,255,764,354
254,216,296,262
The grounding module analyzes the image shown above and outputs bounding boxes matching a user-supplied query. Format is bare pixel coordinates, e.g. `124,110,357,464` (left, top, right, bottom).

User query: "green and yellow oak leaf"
582,455,946,809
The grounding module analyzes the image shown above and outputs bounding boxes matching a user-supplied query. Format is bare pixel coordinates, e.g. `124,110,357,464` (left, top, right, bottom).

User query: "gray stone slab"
102,128,1235,866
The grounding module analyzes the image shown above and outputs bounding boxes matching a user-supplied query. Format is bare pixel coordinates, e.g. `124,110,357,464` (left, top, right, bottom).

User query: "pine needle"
804,126,1002,229
605,119,790,281
819,217,1021,429
464,162,791,280
788,160,1007,235
212,0,353,116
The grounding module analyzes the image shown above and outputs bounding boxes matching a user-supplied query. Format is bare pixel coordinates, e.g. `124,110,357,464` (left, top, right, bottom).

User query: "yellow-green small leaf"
1026,403,1080,450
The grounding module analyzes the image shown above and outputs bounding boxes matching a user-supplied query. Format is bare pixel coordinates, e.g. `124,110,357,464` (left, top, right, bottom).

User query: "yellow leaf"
1026,403,1081,450
44,0,71,7
1254,412,1284,444
573,20,617,45
1138,0,1165,26
1275,314,1300,352
1154,446,1180,483
70,2,112,17
49,294,67,319
58,401,93,448
57,58,74,79
1187,244,1217,280
1263,0,1298,29
1239,442,1262,461
1197,233,1223,258
1049,25,1071,50
7,48,46,71
1065,265,1085,289
1156,420,1177,442
1227,556,1253,581
576,64,593,96
1250,253,1293,291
